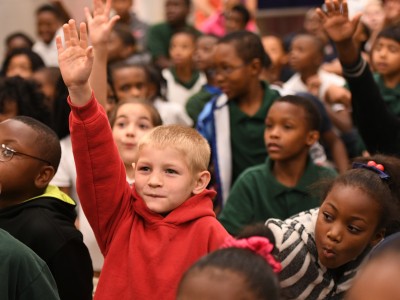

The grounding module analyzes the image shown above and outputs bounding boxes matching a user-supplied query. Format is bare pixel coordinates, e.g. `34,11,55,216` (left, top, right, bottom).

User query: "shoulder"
148,22,169,33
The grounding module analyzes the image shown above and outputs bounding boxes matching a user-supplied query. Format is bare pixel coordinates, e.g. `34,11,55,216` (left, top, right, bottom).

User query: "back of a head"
138,125,210,173
219,31,271,69
11,115,61,171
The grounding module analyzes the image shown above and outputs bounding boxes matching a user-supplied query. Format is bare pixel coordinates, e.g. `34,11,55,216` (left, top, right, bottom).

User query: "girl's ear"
35,165,56,189
249,58,262,75
370,228,385,247
192,171,211,195
306,130,320,146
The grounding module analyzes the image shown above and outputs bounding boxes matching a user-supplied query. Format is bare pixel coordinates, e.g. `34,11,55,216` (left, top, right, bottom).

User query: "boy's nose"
148,172,162,187
327,225,342,243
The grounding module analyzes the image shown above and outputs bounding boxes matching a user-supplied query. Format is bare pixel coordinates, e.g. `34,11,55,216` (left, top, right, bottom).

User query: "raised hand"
316,0,361,43
85,0,120,47
56,19,93,105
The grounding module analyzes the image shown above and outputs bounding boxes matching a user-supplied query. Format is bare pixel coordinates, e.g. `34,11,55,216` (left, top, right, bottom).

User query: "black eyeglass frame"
0,144,52,166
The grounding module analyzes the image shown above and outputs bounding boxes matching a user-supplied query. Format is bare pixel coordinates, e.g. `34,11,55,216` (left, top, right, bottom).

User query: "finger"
341,0,349,17
85,45,94,62
93,0,104,16
63,23,71,48
84,7,93,23
68,19,79,46
108,15,120,29
79,22,89,49
56,35,64,55
104,0,112,17
315,8,327,22
333,0,340,14
324,0,334,14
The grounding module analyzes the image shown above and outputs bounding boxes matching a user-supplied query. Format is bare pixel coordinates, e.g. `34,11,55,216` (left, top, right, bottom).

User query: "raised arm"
85,0,119,109
316,0,361,66
56,20,93,106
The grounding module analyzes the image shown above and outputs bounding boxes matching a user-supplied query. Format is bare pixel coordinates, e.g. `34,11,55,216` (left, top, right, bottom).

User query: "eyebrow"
115,115,151,121
325,202,367,223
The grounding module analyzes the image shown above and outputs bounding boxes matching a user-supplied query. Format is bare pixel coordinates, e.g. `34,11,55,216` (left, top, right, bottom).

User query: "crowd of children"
2,0,400,299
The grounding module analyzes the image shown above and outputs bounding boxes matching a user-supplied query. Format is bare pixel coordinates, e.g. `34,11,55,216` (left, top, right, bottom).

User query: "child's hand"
316,0,361,43
306,75,321,97
57,20,93,104
85,0,120,47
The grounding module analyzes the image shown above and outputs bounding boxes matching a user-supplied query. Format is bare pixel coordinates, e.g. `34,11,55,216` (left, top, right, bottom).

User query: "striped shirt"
266,209,368,300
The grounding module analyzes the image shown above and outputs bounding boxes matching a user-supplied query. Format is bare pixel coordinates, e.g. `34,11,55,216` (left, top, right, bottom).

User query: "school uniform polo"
219,157,337,235
186,84,221,124
229,81,280,184
374,73,400,117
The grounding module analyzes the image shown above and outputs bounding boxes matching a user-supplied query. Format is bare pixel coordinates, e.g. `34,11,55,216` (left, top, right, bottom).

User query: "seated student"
107,23,151,65
111,0,149,52
0,228,60,300
197,30,282,209
224,4,251,34
1,48,45,79
147,0,200,69
315,0,400,155
219,95,337,235
32,66,61,111
265,154,400,299
162,29,207,108
177,224,281,300
0,76,52,127
0,116,93,300
346,231,400,299
56,19,229,299
186,34,221,124
4,31,34,58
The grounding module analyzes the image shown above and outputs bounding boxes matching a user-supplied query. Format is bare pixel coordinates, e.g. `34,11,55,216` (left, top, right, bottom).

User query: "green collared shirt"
219,157,337,235
229,81,280,184
374,73,400,117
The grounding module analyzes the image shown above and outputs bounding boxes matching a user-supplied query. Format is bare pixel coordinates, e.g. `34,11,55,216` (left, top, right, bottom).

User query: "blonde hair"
138,125,211,173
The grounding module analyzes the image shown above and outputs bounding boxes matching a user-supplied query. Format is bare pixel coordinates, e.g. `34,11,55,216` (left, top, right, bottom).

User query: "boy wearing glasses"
0,116,93,300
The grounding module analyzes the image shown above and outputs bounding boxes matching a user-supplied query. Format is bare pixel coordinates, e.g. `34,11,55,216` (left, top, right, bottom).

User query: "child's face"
0,120,45,202
315,184,384,269
224,10,246,34
264,102,317,162
193,36,218,71
169,33,196,67
289,36,321,73
135,145,199,214
112,0,133,18
165,0,189,25
112,103,154,166
213,42,255,99
362,3,385,31
371,37,400,77
36,11,61,44
33,70,56,106
262,36,287,68
112,66,150,101
345,253,400,300
177,267,257,300
6,54,33,79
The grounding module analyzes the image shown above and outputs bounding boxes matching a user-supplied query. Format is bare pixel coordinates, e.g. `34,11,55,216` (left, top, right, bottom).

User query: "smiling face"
112,103,155,166
315,184,384,269
36,11,61,44
264,101,317,162
372,37,400,77
134,144,200,214
6,54,33,79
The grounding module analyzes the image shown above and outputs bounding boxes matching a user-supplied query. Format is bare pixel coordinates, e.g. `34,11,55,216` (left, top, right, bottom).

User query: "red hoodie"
69,94,229,300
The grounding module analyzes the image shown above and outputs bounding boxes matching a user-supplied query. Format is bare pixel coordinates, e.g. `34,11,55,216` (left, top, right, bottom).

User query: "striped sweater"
266,209,368,300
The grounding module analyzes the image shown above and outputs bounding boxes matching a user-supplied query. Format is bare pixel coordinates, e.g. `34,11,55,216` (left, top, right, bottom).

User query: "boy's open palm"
316,0,361,43
56,20,93,90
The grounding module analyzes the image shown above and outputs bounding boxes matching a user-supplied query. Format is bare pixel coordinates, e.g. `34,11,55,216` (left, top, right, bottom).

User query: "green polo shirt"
373,73,400,117
147,22,201,60
219,157,337,235
229,81,280,184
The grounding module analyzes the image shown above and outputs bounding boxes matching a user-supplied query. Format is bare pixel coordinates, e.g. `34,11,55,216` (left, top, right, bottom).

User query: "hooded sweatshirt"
69,94,230,300
0,185,93,300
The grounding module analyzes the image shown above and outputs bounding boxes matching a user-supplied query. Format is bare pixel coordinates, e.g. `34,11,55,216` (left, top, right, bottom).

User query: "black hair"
112,23,137,47
36,3,63,21
292,33,325,56
11,115,61,171
231,4,251,25
320,154,400,235
5,32,34,49
273,94,322,131
377,24,400,44
1,48,45,77
51,73,70,140
219,30,271,69
171,28,200,44
178,224,280,300
0,76,53,128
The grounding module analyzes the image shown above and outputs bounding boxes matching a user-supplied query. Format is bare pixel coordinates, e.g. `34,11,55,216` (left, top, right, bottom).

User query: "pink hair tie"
221,236,282,273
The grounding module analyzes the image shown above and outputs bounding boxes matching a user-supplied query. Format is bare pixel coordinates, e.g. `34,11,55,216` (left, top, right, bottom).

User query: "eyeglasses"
210,64,247,76
0,144,52,166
